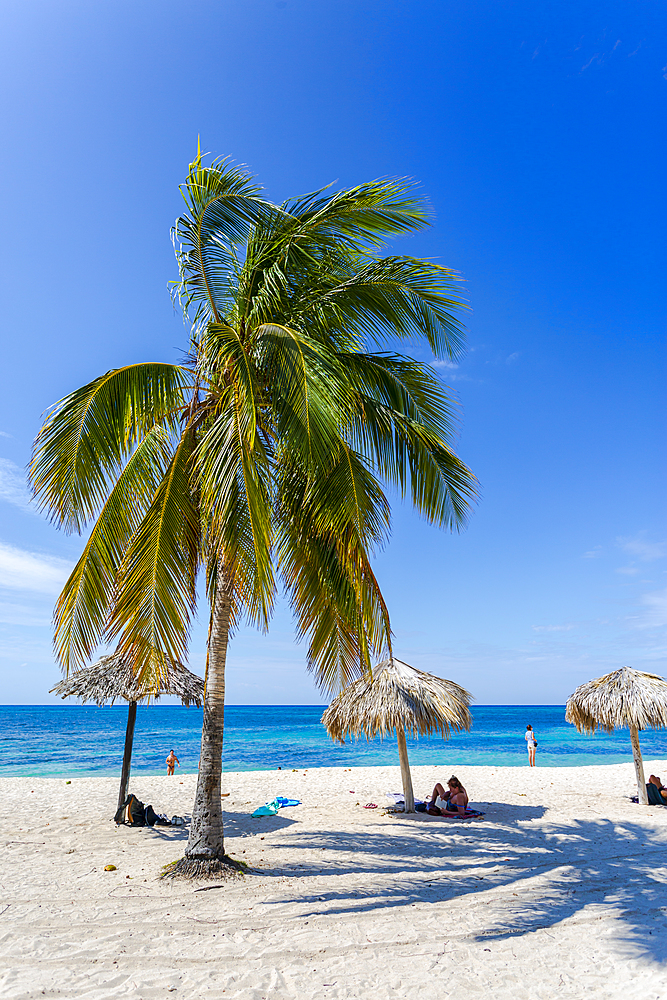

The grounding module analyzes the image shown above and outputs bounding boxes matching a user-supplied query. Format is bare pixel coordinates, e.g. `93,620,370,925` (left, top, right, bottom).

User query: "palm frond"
255,324,356,465
340,353,478,529
302,257,468,361
171,149,275,331
106,430,201,682
195,386,275,631
280,524,391,694
53,426,175,673
279,178,431,249
277,450,392,693
30,363,189,533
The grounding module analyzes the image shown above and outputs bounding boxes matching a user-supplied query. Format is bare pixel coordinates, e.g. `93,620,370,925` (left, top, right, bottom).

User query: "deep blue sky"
0,0,664,704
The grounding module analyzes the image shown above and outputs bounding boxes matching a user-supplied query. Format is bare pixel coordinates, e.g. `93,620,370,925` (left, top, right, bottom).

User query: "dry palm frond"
50,650,204,707
565,666,667,735
322,657,472,741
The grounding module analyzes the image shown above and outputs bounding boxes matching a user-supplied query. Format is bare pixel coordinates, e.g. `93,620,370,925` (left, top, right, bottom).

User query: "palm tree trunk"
396,726,415,813
117,700,137,813
185,573,233,859
630,725,648,805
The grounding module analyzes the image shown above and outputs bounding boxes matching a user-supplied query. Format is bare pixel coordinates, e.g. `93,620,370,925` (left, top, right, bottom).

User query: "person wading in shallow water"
166,749,180,776
525,724,537,767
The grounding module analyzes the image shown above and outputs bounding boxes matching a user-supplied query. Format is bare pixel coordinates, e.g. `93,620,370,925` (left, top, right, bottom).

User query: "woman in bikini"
426,775,469,817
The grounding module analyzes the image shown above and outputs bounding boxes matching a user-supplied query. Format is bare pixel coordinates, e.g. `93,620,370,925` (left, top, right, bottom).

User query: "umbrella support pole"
396,727,415,813
630,725,648,805
118,700,137,813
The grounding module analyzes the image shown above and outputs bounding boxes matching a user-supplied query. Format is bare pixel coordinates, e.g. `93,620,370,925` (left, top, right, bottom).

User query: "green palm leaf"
53,426,175,673
172,148,275,330
30,363,189,533
106,430,201,681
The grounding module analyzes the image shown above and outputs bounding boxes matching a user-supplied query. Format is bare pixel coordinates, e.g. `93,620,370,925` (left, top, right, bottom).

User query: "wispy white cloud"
583,547,603,559
505,352,521,364
0,431,11,439
431,359,474,382
0,542,71,594
0,601,51,627
0,459,32,511
637,588,667,629
617,533,666,562
581,53,600,72
532,624,575,633
616,566,640,576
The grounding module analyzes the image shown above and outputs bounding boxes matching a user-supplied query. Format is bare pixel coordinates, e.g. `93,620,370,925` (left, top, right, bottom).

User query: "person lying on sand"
426,775,469,817
649,775,667,802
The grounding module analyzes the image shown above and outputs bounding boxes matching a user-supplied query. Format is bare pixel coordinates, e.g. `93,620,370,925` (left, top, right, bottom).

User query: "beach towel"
421,804,485,819
252,795,302,817
385,792,425,807
252,798,281,817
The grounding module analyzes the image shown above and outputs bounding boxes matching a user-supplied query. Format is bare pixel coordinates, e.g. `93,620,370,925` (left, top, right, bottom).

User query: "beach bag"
144,804,158,827
118,794,146,826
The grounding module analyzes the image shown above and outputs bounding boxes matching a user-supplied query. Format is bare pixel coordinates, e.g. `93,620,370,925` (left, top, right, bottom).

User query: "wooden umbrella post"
396,726,415,813
630,725,648,805
118,700,138,813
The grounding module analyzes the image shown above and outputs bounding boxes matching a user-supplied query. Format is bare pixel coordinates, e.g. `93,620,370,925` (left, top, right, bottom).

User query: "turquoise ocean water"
2,705,667,778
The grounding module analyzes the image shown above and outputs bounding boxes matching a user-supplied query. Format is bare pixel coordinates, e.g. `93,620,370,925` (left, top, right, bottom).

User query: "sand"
1,760,667,999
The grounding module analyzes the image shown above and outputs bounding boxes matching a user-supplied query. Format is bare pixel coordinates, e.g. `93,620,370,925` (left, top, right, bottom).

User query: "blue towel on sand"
252,796,301,817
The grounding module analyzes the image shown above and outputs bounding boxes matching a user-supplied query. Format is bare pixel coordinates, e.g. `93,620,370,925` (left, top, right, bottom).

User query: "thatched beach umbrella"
51,650,204,811
322,657,472,813
566,666,667,805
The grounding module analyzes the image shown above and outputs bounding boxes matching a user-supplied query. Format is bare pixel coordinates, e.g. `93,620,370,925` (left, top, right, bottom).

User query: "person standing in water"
166,749,180,776
525,725,537,767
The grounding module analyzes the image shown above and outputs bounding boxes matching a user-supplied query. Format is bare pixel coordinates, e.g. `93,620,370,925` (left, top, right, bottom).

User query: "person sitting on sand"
166,749,180,776
649,775,667,802
426,775,469,817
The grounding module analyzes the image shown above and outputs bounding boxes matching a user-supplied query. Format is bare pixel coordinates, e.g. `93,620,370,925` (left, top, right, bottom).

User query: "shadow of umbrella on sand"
322,657,472,813
566,666,667,805
51,649,204,811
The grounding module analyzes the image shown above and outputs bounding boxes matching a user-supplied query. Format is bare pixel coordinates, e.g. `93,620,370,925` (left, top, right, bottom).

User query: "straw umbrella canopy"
51,650,204,811
565,666,667,805
322,657,472,812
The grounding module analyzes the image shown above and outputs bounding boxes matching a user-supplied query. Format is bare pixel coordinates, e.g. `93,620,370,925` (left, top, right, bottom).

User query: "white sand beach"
2,761,667,999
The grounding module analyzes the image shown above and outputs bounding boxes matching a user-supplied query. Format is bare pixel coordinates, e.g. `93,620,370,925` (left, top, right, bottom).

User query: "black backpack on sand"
114,793,148,826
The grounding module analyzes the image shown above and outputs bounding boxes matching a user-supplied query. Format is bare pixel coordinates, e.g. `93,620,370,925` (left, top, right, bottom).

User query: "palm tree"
30,149,477,874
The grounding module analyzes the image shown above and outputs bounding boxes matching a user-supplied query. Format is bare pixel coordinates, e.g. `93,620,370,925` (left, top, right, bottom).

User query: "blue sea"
1,705,667,778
